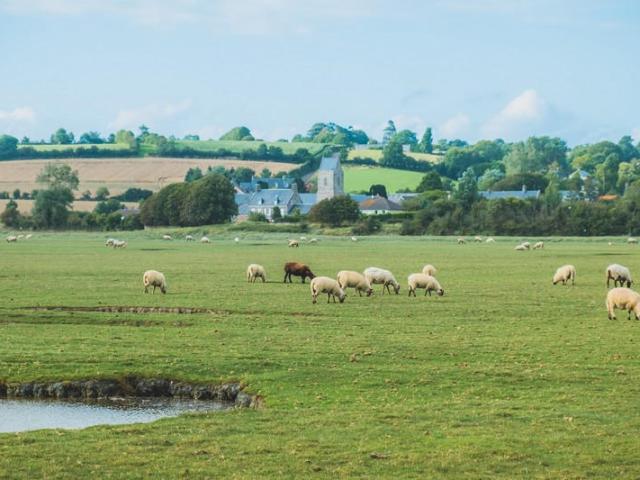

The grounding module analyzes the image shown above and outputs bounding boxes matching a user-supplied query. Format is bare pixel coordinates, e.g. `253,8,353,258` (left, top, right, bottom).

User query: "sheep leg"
261,276,265,283
358,290,362,297
152,285,156,294
327,293,331,304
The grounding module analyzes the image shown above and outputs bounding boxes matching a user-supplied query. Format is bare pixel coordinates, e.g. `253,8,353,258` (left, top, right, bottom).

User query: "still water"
0,398,231,433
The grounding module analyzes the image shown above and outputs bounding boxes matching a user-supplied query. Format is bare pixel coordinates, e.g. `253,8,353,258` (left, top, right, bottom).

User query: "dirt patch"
23,306,324,318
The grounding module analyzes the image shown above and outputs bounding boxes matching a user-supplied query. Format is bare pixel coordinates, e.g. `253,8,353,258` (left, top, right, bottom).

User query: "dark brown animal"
284,262,316,283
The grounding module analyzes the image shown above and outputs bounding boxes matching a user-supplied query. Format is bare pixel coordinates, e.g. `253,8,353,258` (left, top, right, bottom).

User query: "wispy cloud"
109,100,192,130
439,113,471,139
482,89,548,139
0,106,36,122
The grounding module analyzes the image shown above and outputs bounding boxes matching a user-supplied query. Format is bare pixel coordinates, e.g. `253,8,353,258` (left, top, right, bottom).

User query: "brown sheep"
284,262,316,284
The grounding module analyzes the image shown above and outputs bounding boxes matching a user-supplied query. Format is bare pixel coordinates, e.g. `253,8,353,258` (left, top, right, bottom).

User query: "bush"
351,216,382,235
248,212,269,222
309,196,360,227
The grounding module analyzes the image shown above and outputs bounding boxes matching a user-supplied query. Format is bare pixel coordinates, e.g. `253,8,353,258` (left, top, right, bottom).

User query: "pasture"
178,140,329,156
1,232,639,478
343,165,425,192
348,148,443,164
0,157,298,197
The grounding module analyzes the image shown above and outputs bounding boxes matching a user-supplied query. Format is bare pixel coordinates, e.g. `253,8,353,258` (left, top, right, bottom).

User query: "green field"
179,140,329,156
343,165,425,192
348,148,443,164
1,231,640,478
19,143,131,152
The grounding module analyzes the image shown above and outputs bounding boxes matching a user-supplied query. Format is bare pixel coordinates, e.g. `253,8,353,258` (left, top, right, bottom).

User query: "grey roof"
319,155,339,171
359,196,403,211
247,189,296,206
479,190,541,200
298,193,317,205
388,193,419,204
298,204,314,215
235,193,250,205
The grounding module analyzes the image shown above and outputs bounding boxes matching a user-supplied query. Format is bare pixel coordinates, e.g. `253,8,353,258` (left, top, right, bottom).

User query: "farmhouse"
359,195,403,215
479,185,541,201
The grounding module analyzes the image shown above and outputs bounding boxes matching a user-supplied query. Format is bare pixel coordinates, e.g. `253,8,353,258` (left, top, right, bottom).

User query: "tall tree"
416,171,443,192
79,131,104,144
382,120,397,144
454,167,478,205
419,127,433,153
369,184,388,198
36,164,80,190
50,128,74,145
0,135,18,158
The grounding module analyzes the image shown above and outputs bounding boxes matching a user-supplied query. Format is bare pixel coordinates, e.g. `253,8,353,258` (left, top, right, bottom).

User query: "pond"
0,398,231,433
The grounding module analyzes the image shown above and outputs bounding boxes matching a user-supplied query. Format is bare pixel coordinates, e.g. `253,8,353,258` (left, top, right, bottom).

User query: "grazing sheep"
25,234,32,240
105,238,116,247
284,262,316,283
112,240,127,248
521,241,531,249
200,236,210,243
288,239,299,248
408,274,445,297
422,264,437,276
6,235,17,243
606,264,633,288
17,234,24,240
234,237,240,243
474,236,482,243
363,267,400,295
457,238,466,244
515,244,527,251
185,235,194,241
162,234,172,241
486,237,495,243
608,242,613,246
143,270,167,294
300,236,307,241
310,276,346,304
351,236,358,242
308,238,318,244
552,265,576,285
337,270,373,297
247,264,266,283
533,241,544,250
628,237,638,244
606,287,640,320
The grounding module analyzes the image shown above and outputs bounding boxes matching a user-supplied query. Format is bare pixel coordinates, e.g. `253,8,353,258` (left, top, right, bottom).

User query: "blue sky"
0,0,638,146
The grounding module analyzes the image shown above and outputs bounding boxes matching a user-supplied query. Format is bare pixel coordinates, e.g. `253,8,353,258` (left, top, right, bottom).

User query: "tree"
95,186,110,201
115,130,136,148
21,136,30,144
50,128,74,145
138,125,150,138
381,141,406,166
220,126,254,141
491,173,549,192
309,196,360,226
419,127,433,153
1,199,21,227
369,184,388,198
454,167,478,205
32,163,79,229
416,172,443,192
36,164,79,190
183,134,200,141
180,174,237,226
79,131,104,144
12,188,21,199
0,135,19,158
184,167,203,182
382,120,397,144
233,167,255,183
261,168,272,178
272,206,282,221
94,199,123,215
618,135,639,162
392,129,418,146
478,168,504,190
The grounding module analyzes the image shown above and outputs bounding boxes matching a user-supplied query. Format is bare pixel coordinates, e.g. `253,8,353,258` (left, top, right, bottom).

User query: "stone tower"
316,153,344,202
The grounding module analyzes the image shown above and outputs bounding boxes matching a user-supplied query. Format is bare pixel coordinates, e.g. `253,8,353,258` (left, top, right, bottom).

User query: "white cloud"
439,113,470,138
109,99,192,130
0,106,36,122
633,127,640,143
482,89,548,139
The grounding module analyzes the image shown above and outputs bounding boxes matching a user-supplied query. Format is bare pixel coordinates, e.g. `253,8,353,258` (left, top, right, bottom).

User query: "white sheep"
200,236,210,243
533,241,544,250
337,270,373,297
606,264,633,288
351,236,358,242
112,240,127,248
422,264,437,276
474,236,482,243
627,237,638,244
310,276,346,304
246,264,266,283
25,234,32,240
234,237,240,243
363,267,400,295
6,235,17,243
407,273,444,297
143,270,167,294
486,237,495,243
162,234,172,241
457,237,466,244
105,238,116,247
515,244,527,251
17,234,24,240
288,239,299,247
522,242,531,249
185,235,194,242
308,238,318,244
552,265,576,286
300,236,307,241
606,287,640,320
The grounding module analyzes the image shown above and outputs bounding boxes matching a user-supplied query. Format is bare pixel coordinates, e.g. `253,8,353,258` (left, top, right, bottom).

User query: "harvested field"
0,199,138,213
0,157,298,196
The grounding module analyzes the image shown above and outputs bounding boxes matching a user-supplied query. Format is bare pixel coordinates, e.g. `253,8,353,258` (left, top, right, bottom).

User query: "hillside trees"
50,128,74,145
0,135,18,158
220,126,254,141
419,128,433,153
32,163,79,228
309,196,360,226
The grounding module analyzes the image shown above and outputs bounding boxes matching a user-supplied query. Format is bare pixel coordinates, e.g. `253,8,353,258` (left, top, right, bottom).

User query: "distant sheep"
284,262,315,283
288,239,299,248
234,237,240,243
185,235,194,242
533,241,544,250
25,234,32,240
486,237,495,243
162,235,172,241
515,244,528,251
112,240,127,248
474,236,482,243
363,267,400,295
351,236,358,242
143,270,167,294
6,235,17,243
606,287,640,320
606,264,632,288
628,237,638,244
521,242,531,249
200,236,210,243
337,270,373,297
422,264,437,276
300,236,307,241
552,265,576,286
105,238,116,247
308,238,318,244
247,264,266,283
408,273,444,297
310,276,346,304
17,234,24,240
457,238,466,244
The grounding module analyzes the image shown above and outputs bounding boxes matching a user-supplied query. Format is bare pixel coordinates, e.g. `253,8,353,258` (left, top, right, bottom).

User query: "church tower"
316,153,344,202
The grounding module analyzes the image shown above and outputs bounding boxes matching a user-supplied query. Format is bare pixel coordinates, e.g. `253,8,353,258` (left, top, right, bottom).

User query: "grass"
1,231,640,478
348,148,443,164
19,143,131,152
343,165,425,192
178,140,329,156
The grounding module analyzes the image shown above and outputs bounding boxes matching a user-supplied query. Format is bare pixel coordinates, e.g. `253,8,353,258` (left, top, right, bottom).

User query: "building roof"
319,155,339,171
479,190,541,200
359,195,403,211
348,193,368,203
235,193,250,205
247,189,296,207
298,193,317,205
388,193,419,204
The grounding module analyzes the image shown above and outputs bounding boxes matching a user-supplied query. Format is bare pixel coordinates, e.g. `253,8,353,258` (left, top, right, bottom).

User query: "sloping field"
179,140,328,155
0,158,298,196
19,143,130,152
348,148,442,163
0,199,139,213
343,165,424,192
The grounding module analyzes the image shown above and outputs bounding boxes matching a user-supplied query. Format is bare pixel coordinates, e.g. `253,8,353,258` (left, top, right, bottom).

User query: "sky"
0,0,638,146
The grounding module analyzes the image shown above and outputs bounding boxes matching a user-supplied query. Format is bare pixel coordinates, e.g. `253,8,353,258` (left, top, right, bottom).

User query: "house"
237,176,293,193
479,185,541,200
237,188,302,220
358,195,404,215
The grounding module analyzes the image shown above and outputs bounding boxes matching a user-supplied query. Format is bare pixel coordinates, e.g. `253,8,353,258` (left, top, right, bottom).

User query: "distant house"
298,193,317,215
235,189,302,221
237,176,293,193
479,185,541,201
598,194,619,202
359,195,403,215
570,170,591,181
